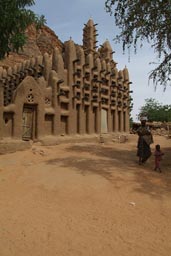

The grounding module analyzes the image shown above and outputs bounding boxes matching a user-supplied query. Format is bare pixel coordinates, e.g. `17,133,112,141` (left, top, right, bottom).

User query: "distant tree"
139,98,171,122
0,0,46,59
105,0,171,89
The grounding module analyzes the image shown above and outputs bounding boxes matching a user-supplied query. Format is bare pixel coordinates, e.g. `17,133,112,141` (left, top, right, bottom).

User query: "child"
154,144,164,172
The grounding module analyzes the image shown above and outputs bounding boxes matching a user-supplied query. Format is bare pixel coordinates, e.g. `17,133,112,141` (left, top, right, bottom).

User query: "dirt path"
0,135,171,256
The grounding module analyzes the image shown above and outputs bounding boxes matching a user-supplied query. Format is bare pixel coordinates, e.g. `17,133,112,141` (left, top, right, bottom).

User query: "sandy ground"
0,134,171,256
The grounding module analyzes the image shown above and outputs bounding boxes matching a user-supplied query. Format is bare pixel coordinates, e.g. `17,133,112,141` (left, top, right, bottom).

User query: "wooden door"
22,106,36,140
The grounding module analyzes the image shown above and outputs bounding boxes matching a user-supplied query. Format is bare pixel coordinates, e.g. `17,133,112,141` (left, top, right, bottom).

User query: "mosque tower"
83,18,98,55
99,40,114,62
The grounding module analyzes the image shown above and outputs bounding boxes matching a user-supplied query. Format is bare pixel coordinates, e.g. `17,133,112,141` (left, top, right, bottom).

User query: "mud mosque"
0,19,132,142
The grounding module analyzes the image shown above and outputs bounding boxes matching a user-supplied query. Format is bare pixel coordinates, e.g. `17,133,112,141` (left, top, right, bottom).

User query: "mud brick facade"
0,19,132,141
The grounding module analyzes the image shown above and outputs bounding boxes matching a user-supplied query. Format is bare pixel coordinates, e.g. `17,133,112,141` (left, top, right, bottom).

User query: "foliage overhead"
105,0,171,89
0,0,46,59
139,98,171,122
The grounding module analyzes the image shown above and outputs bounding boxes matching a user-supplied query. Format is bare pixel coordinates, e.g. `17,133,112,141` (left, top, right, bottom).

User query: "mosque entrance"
101,109,108,133
22,104,37,141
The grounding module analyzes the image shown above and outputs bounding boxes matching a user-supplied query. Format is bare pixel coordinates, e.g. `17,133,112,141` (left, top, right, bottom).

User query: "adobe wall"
0,19,132,142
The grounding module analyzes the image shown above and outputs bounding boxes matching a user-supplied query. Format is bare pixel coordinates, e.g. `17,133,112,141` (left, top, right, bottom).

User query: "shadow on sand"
45,143,171,199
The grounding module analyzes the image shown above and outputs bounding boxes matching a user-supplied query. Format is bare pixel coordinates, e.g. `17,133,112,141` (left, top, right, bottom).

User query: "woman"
137,117,153,165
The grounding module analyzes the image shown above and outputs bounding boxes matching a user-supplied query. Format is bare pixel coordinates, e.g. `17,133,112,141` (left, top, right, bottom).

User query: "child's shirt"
154,150,164,161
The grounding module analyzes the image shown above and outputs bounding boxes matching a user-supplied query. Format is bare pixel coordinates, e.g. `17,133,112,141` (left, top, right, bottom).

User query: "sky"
31,0,171,121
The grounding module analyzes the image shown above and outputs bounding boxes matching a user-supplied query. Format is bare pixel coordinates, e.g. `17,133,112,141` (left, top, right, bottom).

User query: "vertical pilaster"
107,109,112,132
0,81,3,139
77,47,85,134
96,107,101,134
78,105,85,134
115,109,119,132
0,68,6,139
43,53,52,82
120,110,124,132
64,39,77,134
123,67,130,133
88,105,94,134
125,109,130,132
51,74,61,135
